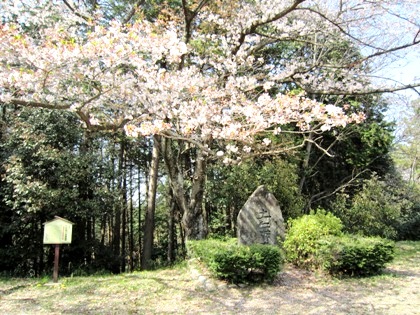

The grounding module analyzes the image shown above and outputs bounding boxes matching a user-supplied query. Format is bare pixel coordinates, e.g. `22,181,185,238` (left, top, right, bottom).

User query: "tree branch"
298,7,420,67
307,83,420,97
122,0,145,24
351,41,420,68
232,0,305,55
8,94,130,132
308,169,368,206
61,0,92,21
76,109,132,131
10,99,71,110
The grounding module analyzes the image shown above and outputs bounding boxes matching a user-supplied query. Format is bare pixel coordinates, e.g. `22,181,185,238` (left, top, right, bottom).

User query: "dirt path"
1,243,419,314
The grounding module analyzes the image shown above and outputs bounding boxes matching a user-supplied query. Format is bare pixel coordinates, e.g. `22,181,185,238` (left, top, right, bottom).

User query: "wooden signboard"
43,216,74,282
43,216,74,244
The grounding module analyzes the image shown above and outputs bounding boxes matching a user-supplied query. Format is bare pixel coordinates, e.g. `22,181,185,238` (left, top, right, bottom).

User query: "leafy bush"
317,235,395,276
331,176,402,239
187,238,283,283
396,189,420,241
397,212,420,241
283,210,343,268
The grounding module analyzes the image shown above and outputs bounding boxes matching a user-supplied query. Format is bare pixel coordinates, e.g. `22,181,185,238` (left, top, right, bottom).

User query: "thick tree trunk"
182,148,207,240
141,135,159,270
161,138,208,241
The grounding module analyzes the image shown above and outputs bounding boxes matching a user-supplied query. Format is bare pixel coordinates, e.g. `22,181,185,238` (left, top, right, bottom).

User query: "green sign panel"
43,216,74,244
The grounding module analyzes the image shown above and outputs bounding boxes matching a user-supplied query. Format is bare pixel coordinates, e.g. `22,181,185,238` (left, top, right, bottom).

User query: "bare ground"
1,242,419,315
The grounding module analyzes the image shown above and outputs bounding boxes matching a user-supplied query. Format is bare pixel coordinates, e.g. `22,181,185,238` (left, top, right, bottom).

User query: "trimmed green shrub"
187,238,283,283
187,238,237,265
317,235,395,276
212,244,283,283
283,210,343,268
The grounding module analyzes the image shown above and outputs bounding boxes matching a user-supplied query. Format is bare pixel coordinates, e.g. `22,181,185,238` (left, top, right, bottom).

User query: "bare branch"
353,41,420,68
232,0,305,55
381,6,420,29
296,7,383,52
61,0,92,21
245,134,334,160
193,0,211,15
309,169,368,205
307,83,420,97
414,29,420,44
298,7,420,68
122,0,145,25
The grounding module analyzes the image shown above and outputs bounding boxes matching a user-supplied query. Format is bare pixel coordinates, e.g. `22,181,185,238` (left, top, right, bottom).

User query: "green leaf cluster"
187,238,283,283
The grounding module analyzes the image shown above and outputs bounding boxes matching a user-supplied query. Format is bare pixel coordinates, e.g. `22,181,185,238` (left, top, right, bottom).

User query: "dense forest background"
1,97,418,276
0,0,419,276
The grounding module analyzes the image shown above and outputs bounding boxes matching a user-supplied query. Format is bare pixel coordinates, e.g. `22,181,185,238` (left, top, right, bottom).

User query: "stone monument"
237,185,285,245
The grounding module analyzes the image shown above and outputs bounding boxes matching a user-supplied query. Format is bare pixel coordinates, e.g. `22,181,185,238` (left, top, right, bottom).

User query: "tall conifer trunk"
141,136,159,269
120,137,127,272
167,189,176,263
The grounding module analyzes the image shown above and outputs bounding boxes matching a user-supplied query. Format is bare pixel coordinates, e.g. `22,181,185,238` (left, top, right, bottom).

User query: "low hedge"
187,238,283,283
317,235,395,277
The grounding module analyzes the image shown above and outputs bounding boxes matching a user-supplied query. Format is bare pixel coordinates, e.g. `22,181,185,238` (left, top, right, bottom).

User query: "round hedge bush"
283,210,343,269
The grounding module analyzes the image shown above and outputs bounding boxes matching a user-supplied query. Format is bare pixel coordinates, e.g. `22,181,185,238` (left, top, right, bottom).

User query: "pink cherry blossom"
0,0,417,155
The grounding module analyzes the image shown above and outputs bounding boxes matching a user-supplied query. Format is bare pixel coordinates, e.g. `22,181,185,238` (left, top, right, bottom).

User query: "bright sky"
384,50,419,123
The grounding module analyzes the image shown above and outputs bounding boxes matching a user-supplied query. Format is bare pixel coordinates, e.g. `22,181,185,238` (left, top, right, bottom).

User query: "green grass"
393,241,420,266
1,263,199,314
0,242,418,314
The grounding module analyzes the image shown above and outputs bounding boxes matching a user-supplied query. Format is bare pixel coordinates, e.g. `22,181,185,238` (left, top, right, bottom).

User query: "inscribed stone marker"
237,185,285,245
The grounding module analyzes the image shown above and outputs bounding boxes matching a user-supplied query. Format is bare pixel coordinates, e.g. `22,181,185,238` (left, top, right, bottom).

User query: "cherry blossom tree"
1,0,419,239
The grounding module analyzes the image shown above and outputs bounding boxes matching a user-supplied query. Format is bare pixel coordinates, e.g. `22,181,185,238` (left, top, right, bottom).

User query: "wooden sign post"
53,244,60,282
43,216,74,283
